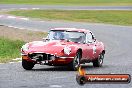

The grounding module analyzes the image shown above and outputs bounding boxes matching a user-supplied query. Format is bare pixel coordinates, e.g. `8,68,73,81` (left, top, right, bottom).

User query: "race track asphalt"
0,4,132,88
0,4,132,10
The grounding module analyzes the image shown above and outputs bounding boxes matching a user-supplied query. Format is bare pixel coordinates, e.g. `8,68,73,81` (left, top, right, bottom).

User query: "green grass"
0,0,132,6
8,10,132,26
0,37,25,63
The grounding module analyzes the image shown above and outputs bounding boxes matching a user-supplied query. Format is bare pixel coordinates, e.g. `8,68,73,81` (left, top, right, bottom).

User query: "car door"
93,40,102,59
85,32,96,60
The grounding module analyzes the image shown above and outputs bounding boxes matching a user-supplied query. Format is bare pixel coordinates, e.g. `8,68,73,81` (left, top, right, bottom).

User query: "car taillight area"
28,53,55,61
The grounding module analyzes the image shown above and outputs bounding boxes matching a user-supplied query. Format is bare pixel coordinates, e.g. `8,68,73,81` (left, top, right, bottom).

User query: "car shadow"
32,66,73,71
29,64,108,72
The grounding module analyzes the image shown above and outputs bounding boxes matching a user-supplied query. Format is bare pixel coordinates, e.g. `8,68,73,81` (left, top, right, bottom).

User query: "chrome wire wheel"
99,53,104,65
74,52,80,68
69,52,81,71
93,53,104,67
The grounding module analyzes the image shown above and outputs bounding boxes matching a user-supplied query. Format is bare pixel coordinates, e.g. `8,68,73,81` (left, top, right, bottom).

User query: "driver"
53,32,64,40
78,35,85,43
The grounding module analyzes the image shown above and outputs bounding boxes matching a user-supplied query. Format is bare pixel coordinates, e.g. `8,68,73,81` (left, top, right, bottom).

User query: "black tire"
93,53,104,67
22,59,35,70
69,52,81,71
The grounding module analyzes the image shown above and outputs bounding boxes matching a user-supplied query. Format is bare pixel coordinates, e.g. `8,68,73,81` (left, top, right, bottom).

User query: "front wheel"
22,59,35,70
93,53,104,67
69,52,81,71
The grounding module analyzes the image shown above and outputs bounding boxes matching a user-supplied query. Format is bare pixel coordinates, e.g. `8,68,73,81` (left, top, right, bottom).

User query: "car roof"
50,28,91,33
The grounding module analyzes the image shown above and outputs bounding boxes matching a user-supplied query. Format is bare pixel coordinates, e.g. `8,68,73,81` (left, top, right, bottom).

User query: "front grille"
28,53,53,61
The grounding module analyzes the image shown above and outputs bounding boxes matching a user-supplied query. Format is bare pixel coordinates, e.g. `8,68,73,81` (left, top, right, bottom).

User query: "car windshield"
47,30,86,43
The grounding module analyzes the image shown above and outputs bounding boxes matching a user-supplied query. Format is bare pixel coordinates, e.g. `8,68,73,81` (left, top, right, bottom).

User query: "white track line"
8,25,26,30
0,15,3,18
9,62,15,64
12,58,21,61
20,8,28,10
19,18,29,20
1,9,8,11
0,15,4,18
32,8,40,10
0,15,29,21
49,85,62,88
7,16,16,19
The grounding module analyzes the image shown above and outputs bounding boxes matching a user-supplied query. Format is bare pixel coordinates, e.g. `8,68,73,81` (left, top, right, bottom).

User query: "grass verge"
0,26,48,63
8,10,132,26
0,37,25,63
0,0,132,6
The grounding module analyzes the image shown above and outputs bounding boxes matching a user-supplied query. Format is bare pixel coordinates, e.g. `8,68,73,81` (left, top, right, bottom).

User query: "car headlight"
22,43,29,51
64,46,71,55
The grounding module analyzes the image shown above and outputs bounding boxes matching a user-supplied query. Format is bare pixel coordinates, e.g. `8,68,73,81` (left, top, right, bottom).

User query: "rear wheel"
22,59,35,70
93,53,104,67
69,52,81,71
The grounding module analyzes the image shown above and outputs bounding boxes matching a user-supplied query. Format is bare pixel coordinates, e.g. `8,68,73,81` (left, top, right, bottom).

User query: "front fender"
100,42,105,54
69,45,80,57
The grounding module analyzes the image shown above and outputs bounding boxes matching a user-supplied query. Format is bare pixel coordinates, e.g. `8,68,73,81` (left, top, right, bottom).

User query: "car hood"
26,40,76,55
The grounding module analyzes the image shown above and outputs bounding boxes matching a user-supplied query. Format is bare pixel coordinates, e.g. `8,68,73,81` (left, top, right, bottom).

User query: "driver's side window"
86,32,94,43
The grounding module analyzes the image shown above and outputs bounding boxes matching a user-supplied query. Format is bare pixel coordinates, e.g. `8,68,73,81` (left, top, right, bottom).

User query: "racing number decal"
93,46,96,54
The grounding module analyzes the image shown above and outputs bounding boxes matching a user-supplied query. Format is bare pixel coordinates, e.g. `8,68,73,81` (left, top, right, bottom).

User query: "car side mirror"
93,38,96,42
88,40,92,43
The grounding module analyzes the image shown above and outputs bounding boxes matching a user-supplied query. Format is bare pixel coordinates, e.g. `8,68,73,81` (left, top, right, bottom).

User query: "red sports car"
21,28,105,70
